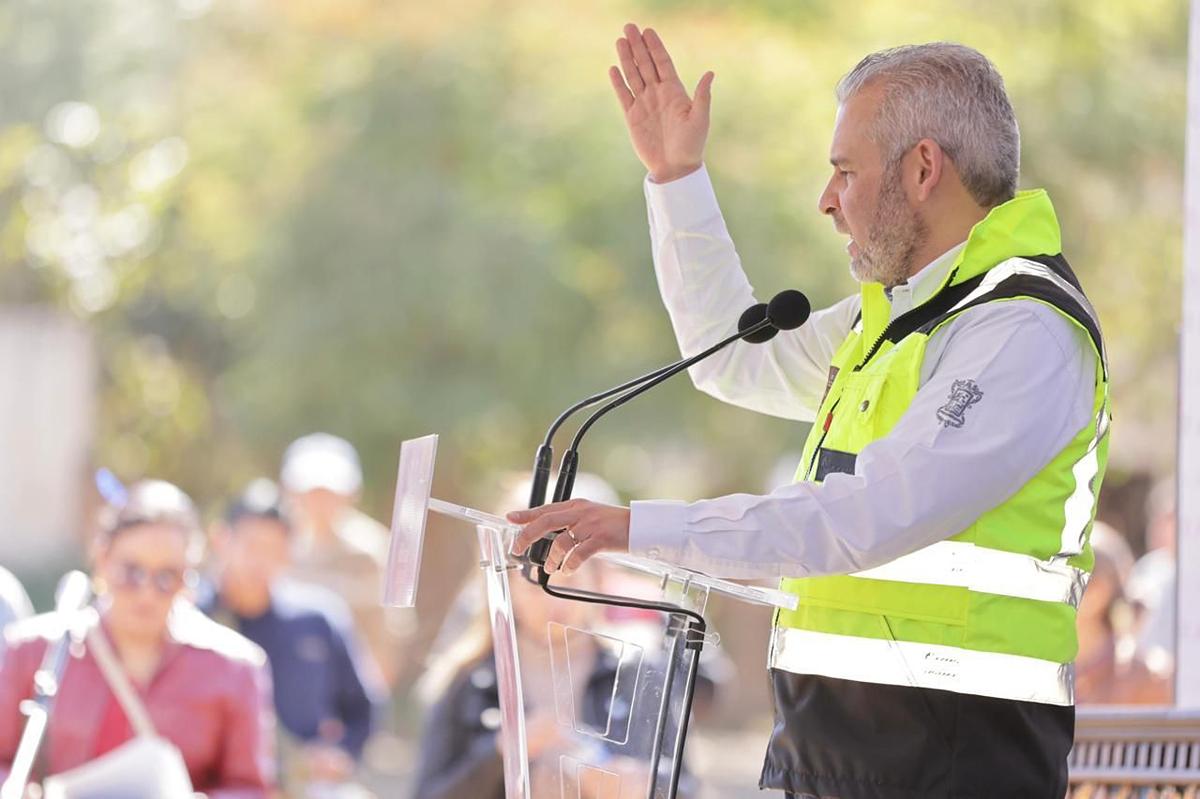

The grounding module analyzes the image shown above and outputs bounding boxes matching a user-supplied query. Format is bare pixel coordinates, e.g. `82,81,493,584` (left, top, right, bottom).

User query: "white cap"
280,433,363,495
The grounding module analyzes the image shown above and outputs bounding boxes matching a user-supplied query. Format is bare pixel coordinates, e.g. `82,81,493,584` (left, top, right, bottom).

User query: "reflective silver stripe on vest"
950,257,1101,334
768,626,1074,706
1058,388,1111,559
850,540,1088,607
940,256,1111,561
947,256,1107,367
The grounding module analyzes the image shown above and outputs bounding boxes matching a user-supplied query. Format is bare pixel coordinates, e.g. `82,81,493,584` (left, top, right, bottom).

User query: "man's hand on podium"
508,499,631,576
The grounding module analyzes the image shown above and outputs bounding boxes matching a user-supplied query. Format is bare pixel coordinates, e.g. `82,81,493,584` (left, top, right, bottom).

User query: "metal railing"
1068,708,1200,797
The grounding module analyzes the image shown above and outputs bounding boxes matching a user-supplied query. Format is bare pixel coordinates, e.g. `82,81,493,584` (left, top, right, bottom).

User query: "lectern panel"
479,524,707,799
382,434,438,608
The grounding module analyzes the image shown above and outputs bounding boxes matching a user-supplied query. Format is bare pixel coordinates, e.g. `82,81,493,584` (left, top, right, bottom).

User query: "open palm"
609,24,714,183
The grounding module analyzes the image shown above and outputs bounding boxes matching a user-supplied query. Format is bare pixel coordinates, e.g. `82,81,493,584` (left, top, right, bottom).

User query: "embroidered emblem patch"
937,379,984,428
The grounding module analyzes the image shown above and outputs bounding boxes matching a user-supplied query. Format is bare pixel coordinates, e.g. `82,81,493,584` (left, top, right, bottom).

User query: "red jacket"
0,602,276,798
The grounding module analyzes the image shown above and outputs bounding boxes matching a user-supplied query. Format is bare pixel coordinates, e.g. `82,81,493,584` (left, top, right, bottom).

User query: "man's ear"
910,138,945,202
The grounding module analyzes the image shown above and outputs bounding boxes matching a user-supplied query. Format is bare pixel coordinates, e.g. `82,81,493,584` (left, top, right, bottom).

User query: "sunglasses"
111,561,187,595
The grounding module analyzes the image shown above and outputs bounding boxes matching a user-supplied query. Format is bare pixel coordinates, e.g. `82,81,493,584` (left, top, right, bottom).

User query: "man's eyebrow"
830,155,852,167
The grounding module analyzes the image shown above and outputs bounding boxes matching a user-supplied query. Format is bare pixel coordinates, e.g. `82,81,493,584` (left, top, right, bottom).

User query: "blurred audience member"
1126,476,1177,682
1076,521,1170,705
0,567,33,662
413,567,637,799
201,478,385,798
414,471,709,799
0,479,276,796
281,433,405,684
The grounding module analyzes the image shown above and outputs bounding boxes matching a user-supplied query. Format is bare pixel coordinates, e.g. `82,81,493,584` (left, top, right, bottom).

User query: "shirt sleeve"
328,615,384,760
628,300,1100,579
645,166,860,422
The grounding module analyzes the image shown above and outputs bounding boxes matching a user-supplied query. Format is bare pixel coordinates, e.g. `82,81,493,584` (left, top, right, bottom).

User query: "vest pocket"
832,370,888,438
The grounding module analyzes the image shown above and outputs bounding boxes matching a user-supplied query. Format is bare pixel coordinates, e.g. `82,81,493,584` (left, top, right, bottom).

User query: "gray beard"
850,165,929,288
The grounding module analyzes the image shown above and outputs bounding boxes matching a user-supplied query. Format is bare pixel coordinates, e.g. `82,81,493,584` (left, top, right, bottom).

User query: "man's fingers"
642,28,678,83
693,70,715,112
560,538,604,576
542,531,578,573
506,497,580,524
505,506,540,524
616,38,645,94
609,66,635,111
623,23,660,87
513,509,578,553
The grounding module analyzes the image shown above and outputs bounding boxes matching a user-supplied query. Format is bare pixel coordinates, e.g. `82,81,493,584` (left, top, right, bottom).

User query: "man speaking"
510,24,1109,798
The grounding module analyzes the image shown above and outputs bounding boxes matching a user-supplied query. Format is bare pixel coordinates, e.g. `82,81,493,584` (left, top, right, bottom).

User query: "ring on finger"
561,540,582,571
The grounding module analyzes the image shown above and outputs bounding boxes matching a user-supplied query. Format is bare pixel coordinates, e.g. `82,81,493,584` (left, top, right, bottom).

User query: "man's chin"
848,256,874,284
849,255,906,287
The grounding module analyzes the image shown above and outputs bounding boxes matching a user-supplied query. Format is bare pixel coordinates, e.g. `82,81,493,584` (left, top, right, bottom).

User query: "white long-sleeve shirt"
627,166,1098,580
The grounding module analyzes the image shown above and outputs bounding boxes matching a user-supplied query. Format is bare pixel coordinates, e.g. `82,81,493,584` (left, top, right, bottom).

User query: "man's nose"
818,180,839,217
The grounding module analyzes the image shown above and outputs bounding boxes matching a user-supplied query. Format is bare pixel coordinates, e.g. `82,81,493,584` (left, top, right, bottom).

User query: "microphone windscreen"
767,290,812,331
738,303,778,343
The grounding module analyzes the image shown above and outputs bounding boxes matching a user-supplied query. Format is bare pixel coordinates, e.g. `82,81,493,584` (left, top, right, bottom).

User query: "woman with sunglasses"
0,480,277,797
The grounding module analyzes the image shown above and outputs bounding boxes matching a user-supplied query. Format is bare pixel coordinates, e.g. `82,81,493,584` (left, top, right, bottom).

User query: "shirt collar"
886,241,966,320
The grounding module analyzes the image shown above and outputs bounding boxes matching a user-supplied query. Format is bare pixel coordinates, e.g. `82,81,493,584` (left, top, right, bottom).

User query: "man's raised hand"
609,24,714,184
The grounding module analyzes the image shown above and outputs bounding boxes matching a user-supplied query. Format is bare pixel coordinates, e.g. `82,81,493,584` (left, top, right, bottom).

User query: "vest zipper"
854,308,918,371
804,399,840,479
854,330,890,372
821,284,961,479
854,268,965,371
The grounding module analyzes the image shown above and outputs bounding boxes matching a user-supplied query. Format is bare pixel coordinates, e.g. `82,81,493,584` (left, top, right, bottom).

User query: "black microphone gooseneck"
526,301,775,510
551,290,811,504
522,291,809,799
526,307,775,568
527,359,687,509
528,304,775,798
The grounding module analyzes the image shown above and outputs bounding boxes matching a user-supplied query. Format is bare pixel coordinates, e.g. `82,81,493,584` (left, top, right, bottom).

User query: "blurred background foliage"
0,0,1187,520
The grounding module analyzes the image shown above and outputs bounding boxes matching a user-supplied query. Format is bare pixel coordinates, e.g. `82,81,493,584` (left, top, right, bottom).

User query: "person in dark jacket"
412,559,701,799
201,479,385,795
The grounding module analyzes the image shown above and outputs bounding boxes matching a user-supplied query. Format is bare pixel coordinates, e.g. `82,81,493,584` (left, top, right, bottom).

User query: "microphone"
523,290,810,573
766,289,812,332
525,298,783,510
1,571,92,799
518,293,814,789
548,289,811,504
737,303,776,344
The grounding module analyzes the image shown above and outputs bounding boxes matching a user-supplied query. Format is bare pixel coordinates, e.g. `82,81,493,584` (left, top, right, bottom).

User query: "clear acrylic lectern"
385,435,795,799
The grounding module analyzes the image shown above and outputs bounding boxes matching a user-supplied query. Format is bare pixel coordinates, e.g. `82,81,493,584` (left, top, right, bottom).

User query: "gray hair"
836,43,1020,208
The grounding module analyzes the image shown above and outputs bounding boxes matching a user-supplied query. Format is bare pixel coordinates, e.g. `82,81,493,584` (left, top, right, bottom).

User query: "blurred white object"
1178,0,1200,707
0,567,34,661
0,309,94,570
41,736,193,799
1128,549,1177,675
282,433,364,495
